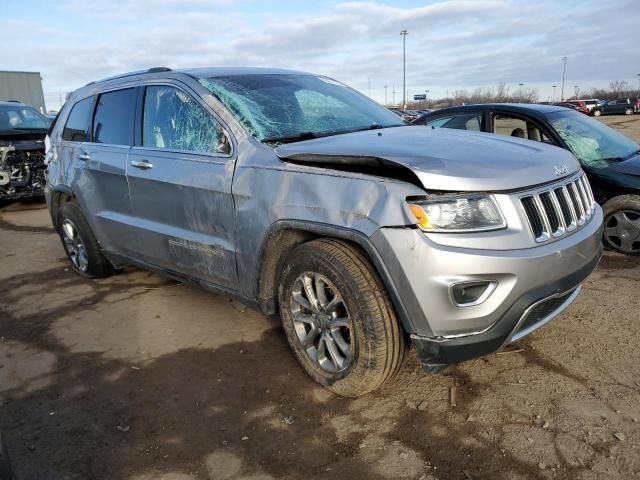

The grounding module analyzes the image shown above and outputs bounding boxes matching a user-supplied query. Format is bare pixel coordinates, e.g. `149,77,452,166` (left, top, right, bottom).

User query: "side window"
426,113,482,131
142,85,230,155
62,97,94,141
92,88,136,146
493,114,544,142
426,116,454,128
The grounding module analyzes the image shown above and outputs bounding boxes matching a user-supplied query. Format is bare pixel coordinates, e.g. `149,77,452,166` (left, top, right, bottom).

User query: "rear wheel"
278,239,406,397
57,201,116,277
592,109,602,117
603,195,640,255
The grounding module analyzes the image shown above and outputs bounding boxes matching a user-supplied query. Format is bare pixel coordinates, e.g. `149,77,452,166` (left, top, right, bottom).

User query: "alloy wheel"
604,210,640,254
289,272,353,373
61,219,89,272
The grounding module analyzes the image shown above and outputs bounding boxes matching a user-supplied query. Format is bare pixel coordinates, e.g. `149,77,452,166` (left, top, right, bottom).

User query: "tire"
602,195,640,255
57,200,116,277
278,238,406,397
625,108,633,115
592,109,602,117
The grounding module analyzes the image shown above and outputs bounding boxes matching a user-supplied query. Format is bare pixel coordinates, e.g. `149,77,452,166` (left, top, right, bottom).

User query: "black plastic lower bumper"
411,243,603,370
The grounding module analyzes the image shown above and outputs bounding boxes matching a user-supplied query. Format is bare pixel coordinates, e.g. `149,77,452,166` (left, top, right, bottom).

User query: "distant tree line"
404,80,639,109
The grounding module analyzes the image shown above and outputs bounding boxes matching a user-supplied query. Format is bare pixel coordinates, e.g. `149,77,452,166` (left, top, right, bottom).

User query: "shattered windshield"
199,74,403,142
0,104,50,131
547,110,639,168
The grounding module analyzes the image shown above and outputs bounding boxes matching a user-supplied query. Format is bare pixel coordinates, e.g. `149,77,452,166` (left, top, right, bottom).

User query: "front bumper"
370,206,603,368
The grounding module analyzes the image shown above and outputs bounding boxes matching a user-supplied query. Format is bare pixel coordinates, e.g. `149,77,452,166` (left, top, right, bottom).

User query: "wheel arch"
256,220,417,334
49,185,76,229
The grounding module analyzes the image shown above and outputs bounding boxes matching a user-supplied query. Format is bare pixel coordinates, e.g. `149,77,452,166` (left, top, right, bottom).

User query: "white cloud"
1,0,637,109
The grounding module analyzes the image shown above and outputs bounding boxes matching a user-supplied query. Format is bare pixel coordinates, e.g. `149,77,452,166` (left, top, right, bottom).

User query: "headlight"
408,195,506,232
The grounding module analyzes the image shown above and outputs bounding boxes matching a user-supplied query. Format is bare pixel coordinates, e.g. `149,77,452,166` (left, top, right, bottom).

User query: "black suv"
0,100,51,200
591,99,635,117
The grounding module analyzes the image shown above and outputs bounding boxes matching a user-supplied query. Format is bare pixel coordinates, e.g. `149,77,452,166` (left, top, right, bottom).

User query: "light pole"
392,84,396,106
552,85,557,102
384,85,388,106
560,56,568,101
574,85,579,99
400,30,408,109
425,89,430,107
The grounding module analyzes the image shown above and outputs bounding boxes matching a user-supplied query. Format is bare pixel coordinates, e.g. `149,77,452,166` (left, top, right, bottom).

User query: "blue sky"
2,0,639,110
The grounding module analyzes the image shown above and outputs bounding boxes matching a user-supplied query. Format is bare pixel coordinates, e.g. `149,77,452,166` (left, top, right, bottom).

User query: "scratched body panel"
231,143,424,299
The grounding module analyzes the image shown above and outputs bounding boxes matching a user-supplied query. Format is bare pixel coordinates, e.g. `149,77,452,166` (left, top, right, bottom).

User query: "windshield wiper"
262,124,394,145
262,131,321,144
625,149,640,160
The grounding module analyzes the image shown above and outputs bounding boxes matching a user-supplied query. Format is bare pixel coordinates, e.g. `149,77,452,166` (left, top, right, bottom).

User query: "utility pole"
400,30,408,109
552,85,557,102
392,84,396,106
560,56,568,101
425,89,429,107
574,85,580,99
384,85,388,106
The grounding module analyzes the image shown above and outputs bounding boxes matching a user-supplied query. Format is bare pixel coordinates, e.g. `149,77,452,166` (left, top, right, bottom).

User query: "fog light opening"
451,281,497,307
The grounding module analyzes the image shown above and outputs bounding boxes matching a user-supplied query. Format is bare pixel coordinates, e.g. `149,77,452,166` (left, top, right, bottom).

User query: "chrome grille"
520,174,595,242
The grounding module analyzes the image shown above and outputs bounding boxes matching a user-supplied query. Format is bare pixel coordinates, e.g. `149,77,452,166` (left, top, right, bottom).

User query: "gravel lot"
1,116,639,480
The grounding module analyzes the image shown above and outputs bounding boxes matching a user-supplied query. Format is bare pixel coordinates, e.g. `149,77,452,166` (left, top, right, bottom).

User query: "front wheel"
278,239,406,397
592,109,602,117
603,195,640,255
625,108,633,115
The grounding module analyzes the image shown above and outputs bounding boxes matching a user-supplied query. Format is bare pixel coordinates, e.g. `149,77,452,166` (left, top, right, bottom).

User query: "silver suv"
46,67,603,397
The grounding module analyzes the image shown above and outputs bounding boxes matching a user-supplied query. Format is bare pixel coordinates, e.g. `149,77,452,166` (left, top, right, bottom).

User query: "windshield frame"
198,73,404,143
545,109,639,168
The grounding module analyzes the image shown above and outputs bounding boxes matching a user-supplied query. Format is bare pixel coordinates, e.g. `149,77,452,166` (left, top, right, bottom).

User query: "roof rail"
85,67,172,86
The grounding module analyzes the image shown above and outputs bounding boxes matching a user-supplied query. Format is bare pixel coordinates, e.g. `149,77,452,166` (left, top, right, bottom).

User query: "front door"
126,83,238,289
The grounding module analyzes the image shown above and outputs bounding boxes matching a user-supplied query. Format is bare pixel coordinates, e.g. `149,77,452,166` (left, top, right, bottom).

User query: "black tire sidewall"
602,195,640,256
279,245,381,392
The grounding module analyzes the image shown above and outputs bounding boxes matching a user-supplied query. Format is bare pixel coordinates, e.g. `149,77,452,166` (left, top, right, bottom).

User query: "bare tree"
609,80,630,98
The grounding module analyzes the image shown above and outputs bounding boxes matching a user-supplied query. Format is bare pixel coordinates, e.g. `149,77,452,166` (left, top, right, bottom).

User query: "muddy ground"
0,116,639,480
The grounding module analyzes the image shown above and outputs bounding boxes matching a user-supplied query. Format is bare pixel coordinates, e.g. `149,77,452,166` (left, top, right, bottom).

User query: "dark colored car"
0,100,51,200
567,100,589,114
413,104,640,254
590,99,635,117
554,102,579,111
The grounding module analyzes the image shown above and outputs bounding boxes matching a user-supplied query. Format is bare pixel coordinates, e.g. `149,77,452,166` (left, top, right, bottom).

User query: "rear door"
126,82,238,288
75,87,139,257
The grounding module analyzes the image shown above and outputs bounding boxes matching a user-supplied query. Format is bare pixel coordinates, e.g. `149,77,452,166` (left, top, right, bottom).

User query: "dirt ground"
1,116,639,480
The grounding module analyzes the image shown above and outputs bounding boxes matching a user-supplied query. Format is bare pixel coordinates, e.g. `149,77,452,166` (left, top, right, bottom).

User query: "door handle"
130,160,154,170
78,152,90,161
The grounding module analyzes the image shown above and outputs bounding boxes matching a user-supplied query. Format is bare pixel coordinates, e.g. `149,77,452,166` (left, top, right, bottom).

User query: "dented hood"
275,126,581,191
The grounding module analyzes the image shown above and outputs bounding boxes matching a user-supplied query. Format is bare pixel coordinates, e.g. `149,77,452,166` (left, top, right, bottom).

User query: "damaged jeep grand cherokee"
46,67,603,397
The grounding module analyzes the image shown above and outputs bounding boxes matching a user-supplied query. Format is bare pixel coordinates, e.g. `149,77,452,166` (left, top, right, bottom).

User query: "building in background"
0,71,46,113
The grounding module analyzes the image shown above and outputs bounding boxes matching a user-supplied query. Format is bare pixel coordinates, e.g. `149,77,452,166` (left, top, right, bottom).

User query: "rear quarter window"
61,97,94,142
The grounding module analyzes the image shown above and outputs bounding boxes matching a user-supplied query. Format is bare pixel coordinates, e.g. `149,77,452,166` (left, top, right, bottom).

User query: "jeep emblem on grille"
554,164,569,176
